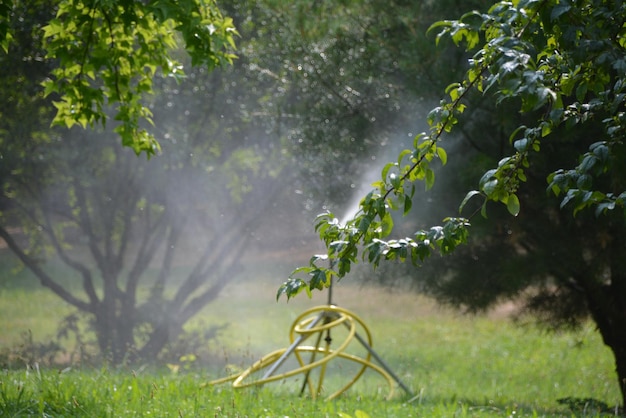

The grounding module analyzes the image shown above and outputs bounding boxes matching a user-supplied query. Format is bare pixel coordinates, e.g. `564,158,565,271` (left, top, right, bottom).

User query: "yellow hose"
205,305,397,400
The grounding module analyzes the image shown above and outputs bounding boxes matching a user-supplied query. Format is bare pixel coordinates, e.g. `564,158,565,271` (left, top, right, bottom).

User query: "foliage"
232,0,490,209
0,0,294,364
0,0,12,52
0,66,294,364
1,0,238,156
4,0,626,405
279,0,626,308
278,0,626,408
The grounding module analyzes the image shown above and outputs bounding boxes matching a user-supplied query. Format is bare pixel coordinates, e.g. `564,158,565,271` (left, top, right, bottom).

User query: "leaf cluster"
34,0,238,155
279,0,626,300
0,0,12,52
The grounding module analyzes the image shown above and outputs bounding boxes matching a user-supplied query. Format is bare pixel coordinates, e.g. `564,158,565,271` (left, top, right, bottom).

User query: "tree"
280,0,626,408
236,0,491,208
0,0,293,364
0,0,237,156
0,97,289,366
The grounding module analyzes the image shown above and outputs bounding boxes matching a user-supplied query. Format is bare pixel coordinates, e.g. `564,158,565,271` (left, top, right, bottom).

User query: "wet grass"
0,364,620,417
0,257,623,416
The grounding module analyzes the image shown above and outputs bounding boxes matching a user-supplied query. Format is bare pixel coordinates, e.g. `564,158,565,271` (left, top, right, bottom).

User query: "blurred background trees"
2,0,488,363
0,0,296,364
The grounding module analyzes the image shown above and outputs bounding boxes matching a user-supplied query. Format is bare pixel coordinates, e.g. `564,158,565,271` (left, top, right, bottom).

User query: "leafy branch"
0,0,13,53
279,0,626,300
39,0,238,156
277,8,492,300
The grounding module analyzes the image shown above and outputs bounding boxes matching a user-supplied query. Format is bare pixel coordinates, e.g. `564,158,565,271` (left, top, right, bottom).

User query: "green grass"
0,258,623,417
0,287,74,348
0,365,620,417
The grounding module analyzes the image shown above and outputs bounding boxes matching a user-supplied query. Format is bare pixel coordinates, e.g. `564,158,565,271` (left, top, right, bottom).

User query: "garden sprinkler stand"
207,274,413,400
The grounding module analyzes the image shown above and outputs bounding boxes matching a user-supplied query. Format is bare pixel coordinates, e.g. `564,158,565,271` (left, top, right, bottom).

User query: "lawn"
0,259,622,416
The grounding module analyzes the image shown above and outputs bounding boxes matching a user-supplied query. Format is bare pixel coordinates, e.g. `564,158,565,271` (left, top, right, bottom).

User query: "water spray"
206,169,415,398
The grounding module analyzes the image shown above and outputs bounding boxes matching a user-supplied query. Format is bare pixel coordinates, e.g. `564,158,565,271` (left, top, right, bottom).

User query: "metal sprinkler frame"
207,271,413,400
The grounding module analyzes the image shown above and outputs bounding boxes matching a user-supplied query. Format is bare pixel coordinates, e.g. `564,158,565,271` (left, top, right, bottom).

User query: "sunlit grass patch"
0,259,622,416
0,366,619,417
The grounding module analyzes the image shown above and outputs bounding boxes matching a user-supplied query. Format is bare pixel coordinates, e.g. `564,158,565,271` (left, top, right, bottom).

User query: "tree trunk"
583,261,626,411
606,229,626,410
590,297,626,411
579,221,626,411
137,314,183,360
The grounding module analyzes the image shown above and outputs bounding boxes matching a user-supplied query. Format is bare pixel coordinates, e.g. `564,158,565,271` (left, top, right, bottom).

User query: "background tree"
280,0,626,408
234,0,492,208
0,0,297,364
0,98,291,365
0,0,496,365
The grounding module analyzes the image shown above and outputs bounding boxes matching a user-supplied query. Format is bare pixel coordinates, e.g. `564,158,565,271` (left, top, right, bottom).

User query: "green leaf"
389,173,401,190
560,190,577,209
480,200,488,218
506,194,520,216
459,190,482,213
380,212,394,236
596,201,616,216
425,168,435,190
479,169,497,188
514,138,528,152
397,149,412,166
482,179,498,197
508,125,527,144
309,269,329,290
436,147,448,165
358,215,372,233
381,162,395,182
579,155,596,172
445,82,462,100
577,174,592,190
276,278,307,300
404,194,412,215
365,240,384,264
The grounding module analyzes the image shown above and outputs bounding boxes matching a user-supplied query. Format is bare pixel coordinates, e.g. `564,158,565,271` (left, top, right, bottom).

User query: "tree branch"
0,225,94,313
40,206,99,306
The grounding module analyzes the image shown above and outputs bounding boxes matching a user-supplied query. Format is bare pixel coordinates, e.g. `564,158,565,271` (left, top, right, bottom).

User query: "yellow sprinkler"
207,297,413,400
